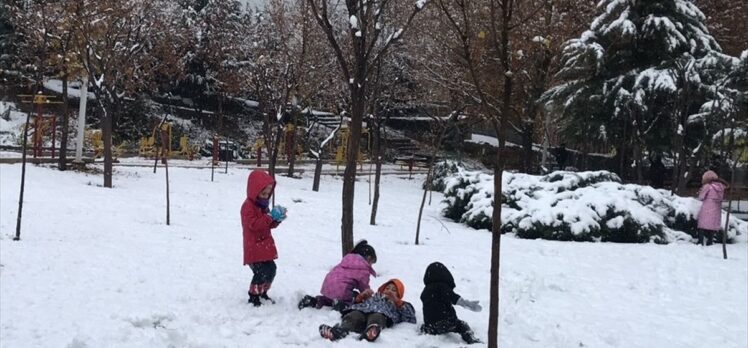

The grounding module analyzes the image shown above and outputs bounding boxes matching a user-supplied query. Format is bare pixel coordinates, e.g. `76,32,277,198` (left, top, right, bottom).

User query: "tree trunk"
416,127,446,244
269,123,283,177
581,141,589,171
676,145,689,194
370,156,382,225
58,75,70,170
541,109,550,173
673,69,691,194
341,95,365,256
100,100,113,188
287,111,298,177
312,157,323,191
161,128,171,226
488,143,505,348
14,101,35,241
370,120,382,225
488,6,513,344
521,122,533,174
671,131,683,193
488,129,507,348
722,174,734,260
633,133,643,184
415,168,431,245
619,120,628,180
722,125,743,259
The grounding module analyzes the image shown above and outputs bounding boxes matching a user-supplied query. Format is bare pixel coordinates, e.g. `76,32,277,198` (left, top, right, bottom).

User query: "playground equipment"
138,122,200,160
139,133,156,157
138,122,190,159
253,138,265,166
278,124,304,160
85,129,126,158
18,94,62,158
179,135,199,159
86,129,103,158
334,127,369,169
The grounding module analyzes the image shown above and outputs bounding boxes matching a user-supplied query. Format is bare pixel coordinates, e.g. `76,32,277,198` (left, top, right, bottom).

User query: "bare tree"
509,0,596,173
415,110,461,244
72,0,186,188
423,0,537,345
309,112,343,191
15,1,81,170
244,0,329,179
307,0,428,255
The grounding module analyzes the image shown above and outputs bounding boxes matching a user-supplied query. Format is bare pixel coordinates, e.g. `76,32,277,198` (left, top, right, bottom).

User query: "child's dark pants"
697,229,716,246
421,319,479,344
248,261,276,295
340,311,388,333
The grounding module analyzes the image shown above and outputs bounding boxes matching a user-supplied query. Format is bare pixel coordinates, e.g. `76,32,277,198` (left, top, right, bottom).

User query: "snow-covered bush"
441,169,748,244
424,160,461,192
442,169,484,222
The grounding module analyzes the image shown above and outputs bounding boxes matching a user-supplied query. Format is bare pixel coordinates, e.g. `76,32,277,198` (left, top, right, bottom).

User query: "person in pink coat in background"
298,240,377,311
696,170,729,246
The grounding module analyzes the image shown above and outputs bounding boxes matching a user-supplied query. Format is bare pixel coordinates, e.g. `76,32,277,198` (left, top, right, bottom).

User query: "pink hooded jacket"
320,253,376,303
697,181,725,231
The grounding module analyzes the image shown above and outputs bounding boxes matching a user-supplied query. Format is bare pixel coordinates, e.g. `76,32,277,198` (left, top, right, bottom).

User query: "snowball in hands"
270,205,287,222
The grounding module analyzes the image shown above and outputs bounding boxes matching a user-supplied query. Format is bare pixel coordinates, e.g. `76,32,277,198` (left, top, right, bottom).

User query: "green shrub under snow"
424,160,462,192
439,166,748,244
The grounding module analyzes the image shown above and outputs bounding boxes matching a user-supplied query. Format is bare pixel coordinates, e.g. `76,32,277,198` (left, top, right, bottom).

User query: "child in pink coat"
241,169,288,306
696,170,729,245
298,240,377,311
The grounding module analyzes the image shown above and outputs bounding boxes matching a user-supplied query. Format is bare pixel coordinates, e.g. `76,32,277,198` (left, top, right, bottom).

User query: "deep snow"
1,162,747,347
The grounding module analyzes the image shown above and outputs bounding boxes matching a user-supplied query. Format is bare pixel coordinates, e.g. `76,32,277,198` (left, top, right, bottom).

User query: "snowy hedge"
440,166,748,244
424,160,461,192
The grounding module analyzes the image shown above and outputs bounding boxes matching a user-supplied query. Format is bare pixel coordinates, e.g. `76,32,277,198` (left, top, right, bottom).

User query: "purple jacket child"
320,253,377,303
298,240,377,310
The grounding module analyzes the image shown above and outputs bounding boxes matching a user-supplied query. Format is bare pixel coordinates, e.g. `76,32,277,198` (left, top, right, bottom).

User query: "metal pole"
51,115,57,158
74,76,88,163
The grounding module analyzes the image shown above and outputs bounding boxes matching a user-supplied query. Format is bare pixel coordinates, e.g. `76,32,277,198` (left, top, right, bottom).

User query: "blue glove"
270,205,287,222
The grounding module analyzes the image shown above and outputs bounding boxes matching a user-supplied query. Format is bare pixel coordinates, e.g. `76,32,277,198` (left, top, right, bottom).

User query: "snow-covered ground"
1,163,747,347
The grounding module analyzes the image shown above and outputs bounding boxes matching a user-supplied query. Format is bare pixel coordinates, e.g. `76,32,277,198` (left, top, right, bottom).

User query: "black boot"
456,321,481,344
248,293,261,307
359,323,381,342
260,293,275,304
460,329,481,344
319,324,348,341
331,300,348,312
298,295,317,310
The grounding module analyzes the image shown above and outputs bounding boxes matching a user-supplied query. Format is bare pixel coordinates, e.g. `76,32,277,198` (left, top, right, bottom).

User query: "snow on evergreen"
540,0,741,152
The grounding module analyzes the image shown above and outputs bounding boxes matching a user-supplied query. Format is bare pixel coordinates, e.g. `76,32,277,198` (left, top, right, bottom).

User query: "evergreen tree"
174,0,248,118
0,1,18,73
540,0,739,184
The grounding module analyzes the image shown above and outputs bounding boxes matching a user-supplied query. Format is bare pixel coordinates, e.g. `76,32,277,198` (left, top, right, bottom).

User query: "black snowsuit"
420,262,479,344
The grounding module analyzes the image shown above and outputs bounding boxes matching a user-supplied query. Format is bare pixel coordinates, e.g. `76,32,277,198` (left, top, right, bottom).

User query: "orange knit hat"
377,279,405,307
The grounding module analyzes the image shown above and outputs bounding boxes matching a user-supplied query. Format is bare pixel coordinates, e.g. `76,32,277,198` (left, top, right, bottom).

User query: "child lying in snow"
318,278,416,342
